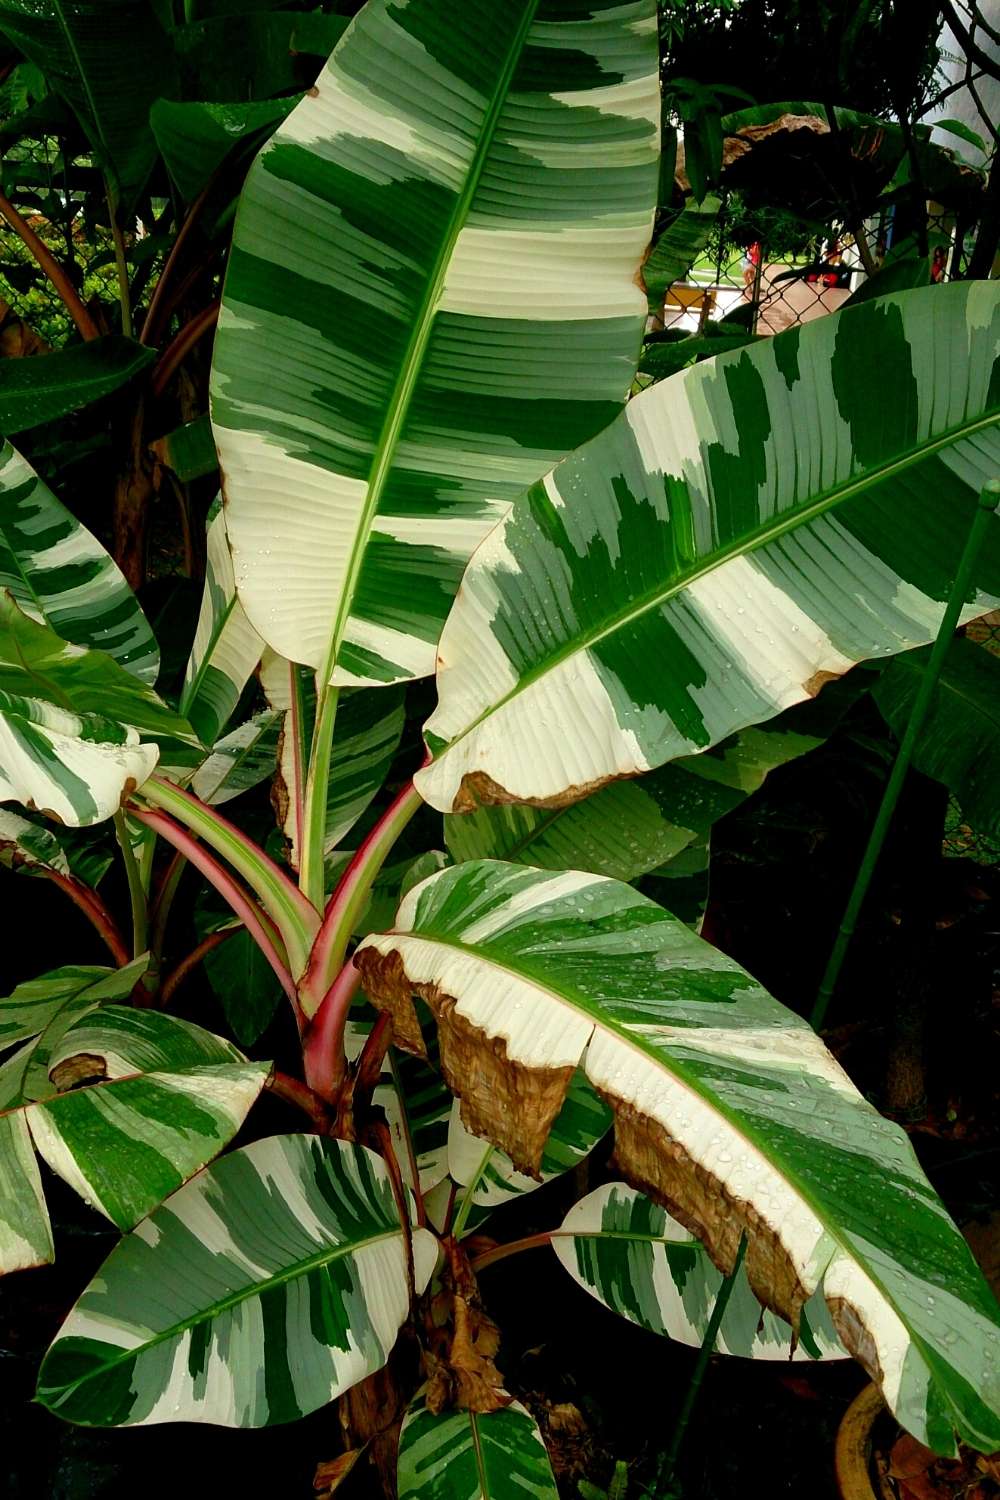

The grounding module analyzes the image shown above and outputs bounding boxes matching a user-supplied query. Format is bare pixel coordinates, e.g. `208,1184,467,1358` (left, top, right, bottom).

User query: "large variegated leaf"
356,860,1000,1453
0,1004,267,1238
398,1388,558,1500
180,497,264,747
0,591,196,823
37,1135,438,1427
449,1071,609,1221
554,1182,846,1362
416,282,1000,814
0,1112,53,1275
262,650,405,866
445,720,823,880
0,441,158,682
190,710,281,806
211,0,659,689
0,959,148,1075
0,690,157,826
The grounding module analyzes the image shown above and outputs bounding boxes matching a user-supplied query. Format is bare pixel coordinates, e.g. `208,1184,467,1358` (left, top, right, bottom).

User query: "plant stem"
130,806,301,1018
0,190,99,341
265,1070,332,1131
302,780,423,1011
471,1232,554,1273
148,849,188,969
151,301,219,397
302,960,362,1101
137,776,319,977
113,811,147,958
655,1232,748,1497
160,927,237,1009
141,181,213,346
299,684,339,909
41,869,130,967
106,183,133,338
811,479,1000,1031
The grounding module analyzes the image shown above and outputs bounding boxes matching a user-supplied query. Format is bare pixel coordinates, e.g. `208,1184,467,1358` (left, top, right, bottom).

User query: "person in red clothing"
742,240,762,289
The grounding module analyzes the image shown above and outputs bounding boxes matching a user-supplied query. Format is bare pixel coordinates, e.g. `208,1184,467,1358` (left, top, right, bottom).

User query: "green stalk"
137,776,319,978
654,1232,748,1497
106,183,133,339
811,479,1000,1031
299,683,339,909
113,810,147,958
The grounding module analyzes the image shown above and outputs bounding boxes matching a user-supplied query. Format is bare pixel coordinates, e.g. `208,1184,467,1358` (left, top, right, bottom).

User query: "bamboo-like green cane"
655,1232,748,1496
811,479,1000,1032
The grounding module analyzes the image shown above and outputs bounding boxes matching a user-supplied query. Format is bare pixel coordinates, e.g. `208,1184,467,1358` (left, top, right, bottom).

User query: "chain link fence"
649,197,972,340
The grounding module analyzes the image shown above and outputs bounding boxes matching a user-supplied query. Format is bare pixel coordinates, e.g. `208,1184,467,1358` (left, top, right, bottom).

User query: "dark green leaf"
0,337,155,434
203,926,282,1047
0,1,180,207
149,412,219,481
875,638,1000,843
150,95,300,202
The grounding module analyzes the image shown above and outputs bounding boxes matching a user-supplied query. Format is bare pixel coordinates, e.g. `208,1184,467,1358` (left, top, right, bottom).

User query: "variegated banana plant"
2,1,1000,1491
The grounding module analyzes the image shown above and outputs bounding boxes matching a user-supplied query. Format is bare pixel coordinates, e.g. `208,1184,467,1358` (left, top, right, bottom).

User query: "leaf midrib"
435,404,1000,762
319,2,541,684
44,1224,404,1406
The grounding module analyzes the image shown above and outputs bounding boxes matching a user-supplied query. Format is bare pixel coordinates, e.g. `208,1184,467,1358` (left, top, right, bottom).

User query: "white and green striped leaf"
211,0,660,689
449,1070,610,1220
356,859,1000,1454
0,1111,53,1275
641,833,710,932
417,282,1000,815
0,440,158,682
262,650,405,865
0,959,148,1074
180,497,264,747
190,709,281,806
445,721,823,881
37,1135,438,1427
398,1388,558,1500
345,1009,451,1196
0,688,158,826
0,591,198,825
2,1004,266,1234
0,807,71,876
554,1182,846,1362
